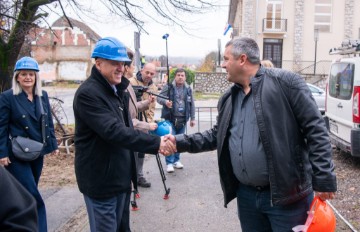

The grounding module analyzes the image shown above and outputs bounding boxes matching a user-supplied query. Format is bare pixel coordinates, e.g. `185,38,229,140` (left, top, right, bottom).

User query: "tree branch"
28,0,58,9
57,0,73,29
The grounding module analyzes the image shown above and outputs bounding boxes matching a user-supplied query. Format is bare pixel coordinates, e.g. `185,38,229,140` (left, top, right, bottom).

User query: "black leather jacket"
176,66,337,207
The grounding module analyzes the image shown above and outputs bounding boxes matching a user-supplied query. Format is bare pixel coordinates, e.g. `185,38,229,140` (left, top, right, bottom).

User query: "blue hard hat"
14,57,39,72
152,120,172,136
91,37,131,62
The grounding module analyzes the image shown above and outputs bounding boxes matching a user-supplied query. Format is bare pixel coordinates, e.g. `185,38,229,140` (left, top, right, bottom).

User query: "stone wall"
194,72,232,93
293,0,304,70
194,71,326,93
241,0,255,38
344,0,354,39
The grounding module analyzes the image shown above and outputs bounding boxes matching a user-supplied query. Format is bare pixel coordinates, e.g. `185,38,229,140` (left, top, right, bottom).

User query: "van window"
329,62,354,100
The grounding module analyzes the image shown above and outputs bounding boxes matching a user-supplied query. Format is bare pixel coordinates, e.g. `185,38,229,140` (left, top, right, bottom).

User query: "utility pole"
314,29,319,75
216,39,223,72
134,32,141,72
162,33,169,78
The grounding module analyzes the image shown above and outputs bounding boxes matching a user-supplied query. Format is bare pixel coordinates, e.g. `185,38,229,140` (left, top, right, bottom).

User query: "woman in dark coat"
0,56,59,232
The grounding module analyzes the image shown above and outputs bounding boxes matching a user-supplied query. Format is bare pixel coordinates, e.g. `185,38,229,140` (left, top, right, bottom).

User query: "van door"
326,60,355,143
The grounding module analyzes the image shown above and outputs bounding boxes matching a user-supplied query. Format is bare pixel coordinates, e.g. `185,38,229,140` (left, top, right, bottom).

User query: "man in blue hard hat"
73,37,176,232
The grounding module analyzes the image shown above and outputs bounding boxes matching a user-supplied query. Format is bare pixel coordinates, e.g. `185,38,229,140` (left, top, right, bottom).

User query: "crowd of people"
0,36,337,232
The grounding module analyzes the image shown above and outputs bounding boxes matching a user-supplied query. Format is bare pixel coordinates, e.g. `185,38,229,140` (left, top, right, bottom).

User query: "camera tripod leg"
156,153,170,199
130,188,139,211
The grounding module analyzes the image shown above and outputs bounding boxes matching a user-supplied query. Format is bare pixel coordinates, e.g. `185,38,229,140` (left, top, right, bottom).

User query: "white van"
324,40,360,157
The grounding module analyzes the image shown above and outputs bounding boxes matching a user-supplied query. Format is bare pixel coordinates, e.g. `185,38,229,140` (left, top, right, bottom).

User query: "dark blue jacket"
157,81,195,123
0,90,58,159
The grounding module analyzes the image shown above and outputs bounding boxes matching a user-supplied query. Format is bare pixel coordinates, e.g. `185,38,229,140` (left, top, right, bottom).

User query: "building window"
314,0,332,32
265,0,283,31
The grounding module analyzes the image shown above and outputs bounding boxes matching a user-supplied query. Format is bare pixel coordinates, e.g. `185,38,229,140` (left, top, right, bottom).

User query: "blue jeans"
7,156,47,232
84,191,131,232
236,183,313,232
165,123,186,165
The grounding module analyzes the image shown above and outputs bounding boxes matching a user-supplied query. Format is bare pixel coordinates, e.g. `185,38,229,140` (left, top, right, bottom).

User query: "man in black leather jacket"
166,37,337,231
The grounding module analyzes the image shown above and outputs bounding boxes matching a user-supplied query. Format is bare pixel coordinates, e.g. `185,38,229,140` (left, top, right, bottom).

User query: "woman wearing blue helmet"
0,56,59,232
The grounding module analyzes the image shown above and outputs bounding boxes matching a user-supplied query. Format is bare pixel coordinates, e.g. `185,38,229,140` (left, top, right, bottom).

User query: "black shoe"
138,177,151,188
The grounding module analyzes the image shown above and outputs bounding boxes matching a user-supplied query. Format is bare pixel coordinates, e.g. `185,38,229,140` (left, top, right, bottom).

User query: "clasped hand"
0,157,11,166
315,191,335,201
159,134,176,156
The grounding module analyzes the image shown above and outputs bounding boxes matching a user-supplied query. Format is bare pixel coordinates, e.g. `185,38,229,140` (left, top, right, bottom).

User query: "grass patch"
43,81,81,88
54,81,81,88
194,92,221,100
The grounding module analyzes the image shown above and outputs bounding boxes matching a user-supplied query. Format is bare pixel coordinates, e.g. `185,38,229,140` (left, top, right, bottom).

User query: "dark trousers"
84,191,131,232
7,155,47,232
236,183,313,232
138,152,145,159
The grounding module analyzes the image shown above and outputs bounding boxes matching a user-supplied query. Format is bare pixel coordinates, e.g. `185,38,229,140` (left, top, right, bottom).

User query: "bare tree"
197,51,217,72
0,0,220,92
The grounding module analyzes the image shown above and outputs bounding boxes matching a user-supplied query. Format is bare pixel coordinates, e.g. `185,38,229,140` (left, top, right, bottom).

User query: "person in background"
0,56,59,232
129,63,158,123
157,68,195,173
165,37,336,231
157,73,168,90
129,62,159,187
140,55,146,69
0,165,38,231
260,59,274,68
73,37,175,231
124,51,157,188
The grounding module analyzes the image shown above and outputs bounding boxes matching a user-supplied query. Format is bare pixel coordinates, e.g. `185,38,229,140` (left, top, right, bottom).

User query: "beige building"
228,0,360,74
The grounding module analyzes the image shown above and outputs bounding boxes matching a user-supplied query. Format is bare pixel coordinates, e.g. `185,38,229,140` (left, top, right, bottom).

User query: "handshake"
158,135,177,156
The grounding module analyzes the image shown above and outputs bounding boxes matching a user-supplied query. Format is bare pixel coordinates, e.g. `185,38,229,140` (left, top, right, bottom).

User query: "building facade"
228,0,360,75
28,17,101,82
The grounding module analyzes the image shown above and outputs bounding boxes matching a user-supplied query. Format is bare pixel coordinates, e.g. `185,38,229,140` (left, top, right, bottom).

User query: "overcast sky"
45,1,231,58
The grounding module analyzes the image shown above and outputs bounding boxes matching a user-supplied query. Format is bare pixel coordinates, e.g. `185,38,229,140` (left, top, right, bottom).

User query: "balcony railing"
262,18,287,33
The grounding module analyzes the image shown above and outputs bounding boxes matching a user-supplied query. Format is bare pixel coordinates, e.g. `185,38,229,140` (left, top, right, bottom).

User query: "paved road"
128,151,240,232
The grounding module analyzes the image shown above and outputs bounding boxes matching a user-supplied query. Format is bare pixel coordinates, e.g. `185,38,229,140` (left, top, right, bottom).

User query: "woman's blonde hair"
12,70,43,96
261,59,274,68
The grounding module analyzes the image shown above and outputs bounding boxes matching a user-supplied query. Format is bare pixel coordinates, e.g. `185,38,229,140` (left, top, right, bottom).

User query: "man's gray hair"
12,71,43,96
225,37,260,64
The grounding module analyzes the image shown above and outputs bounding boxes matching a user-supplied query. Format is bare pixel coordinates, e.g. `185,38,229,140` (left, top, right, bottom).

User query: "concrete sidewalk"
41,187,84,231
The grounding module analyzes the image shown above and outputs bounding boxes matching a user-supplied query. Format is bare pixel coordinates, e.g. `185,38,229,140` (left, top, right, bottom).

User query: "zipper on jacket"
251,87,274,207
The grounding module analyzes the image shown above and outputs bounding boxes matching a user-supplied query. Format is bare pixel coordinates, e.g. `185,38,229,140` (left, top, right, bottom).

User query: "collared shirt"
173,85,186,118
228,83,269,187
110,84,117,95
